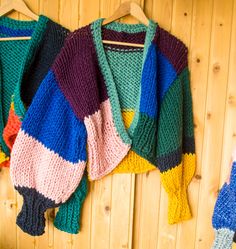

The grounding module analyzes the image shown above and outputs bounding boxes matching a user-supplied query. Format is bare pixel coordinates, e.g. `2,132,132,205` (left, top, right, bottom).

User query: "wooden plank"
157,0,192,248
219,0,236,185
90,177,112,249
0,168,17,249
72,1,100,249
16,2,39,249
109,174,135,249
59,0,79,30
195,0,234,248
52,1,74,249
133,1,171,249
175,0,214,249
71,186,92,249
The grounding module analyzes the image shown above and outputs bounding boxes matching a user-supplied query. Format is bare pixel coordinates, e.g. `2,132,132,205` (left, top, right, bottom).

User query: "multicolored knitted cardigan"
0,15,68,165
10,18,196,235
212,148,236,249
0,15,87,235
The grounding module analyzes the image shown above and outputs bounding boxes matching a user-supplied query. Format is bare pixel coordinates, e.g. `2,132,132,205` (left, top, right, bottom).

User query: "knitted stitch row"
0,16,88,235
212,148,236,249
10,18,196,235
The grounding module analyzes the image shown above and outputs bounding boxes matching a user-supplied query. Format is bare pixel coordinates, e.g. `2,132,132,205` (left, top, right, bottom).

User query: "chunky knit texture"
11,18,196,230
54,174,88,234
0,15,69,166
212,148,236,249
0,16,88,235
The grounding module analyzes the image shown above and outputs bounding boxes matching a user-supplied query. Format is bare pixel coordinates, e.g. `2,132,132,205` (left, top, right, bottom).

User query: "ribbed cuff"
212,228,234,249
16,186,56,236
167,186,192,224
54,175,88,234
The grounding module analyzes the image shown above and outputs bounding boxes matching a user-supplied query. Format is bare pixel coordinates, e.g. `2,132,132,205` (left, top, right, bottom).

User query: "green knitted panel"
182,68,194,138
132,112,157,163
0,40,31,123
156,73,183,157
105,48,143,110
54,174,88,234
0,40,32,155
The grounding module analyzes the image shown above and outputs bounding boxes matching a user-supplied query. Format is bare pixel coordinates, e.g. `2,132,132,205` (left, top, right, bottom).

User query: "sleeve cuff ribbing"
16,186,56,236
167,185,192,224
212,228,234,249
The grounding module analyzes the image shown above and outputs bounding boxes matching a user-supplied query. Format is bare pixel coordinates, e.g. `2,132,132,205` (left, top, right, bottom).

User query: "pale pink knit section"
10,129,86,204
84,99,130,180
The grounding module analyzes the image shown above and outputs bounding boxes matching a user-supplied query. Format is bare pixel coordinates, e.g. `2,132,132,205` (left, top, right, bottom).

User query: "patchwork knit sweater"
0,15,87,235
10,18,196,235
212,148,236,249
0,15,68,166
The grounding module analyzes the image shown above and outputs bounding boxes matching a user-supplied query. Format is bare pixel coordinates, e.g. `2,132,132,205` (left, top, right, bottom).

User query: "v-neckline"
0,15,48,155
91,18,157,145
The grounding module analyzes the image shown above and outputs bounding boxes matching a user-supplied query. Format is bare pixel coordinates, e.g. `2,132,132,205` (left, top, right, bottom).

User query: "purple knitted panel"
154,27,188,74
52,25,108,120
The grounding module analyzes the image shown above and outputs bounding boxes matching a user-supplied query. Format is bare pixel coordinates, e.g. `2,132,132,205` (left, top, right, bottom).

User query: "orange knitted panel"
3,103,22,151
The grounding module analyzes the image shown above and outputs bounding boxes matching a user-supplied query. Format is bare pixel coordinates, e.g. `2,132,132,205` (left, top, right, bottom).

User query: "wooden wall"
0,0,236,248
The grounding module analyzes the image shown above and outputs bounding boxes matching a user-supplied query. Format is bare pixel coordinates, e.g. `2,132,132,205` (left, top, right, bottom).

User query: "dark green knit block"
132,112,157,164
182,68,194,138
54,174,88,234
156,72,183,157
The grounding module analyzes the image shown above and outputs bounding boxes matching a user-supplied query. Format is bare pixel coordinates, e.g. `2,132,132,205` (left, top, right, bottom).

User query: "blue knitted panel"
139,44,177,118
0,25,33,37
21,70,87,163
212,162,236,231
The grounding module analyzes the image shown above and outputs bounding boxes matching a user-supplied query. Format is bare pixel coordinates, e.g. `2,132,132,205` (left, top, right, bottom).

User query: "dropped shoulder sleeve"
10,36,87,236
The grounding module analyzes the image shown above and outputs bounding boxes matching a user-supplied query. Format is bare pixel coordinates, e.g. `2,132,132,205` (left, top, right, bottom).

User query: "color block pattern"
212,152,236,249
11,17,196,233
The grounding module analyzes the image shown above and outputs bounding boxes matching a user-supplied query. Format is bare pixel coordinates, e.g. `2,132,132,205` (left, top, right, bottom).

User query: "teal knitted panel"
105,48,143,111
54,174,88,234
0,40,31,155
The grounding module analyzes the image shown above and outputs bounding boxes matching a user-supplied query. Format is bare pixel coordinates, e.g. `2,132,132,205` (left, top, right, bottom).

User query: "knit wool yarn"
0,16,88,236
0,15,68,166
212,150,236,249
10,17,196,236
54,174,88,234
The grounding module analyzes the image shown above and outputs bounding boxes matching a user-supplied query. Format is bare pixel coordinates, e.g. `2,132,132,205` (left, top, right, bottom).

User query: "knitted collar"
91,18,157,144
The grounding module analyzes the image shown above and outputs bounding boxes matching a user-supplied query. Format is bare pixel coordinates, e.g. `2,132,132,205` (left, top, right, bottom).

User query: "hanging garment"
0,15,68,166
0,15,88,235
10,18,196,235
212,148,236,249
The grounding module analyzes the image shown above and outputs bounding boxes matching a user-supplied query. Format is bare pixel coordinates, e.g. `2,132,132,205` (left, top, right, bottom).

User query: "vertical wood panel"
176,0,213,249
195,0,234,248
0,1,236,249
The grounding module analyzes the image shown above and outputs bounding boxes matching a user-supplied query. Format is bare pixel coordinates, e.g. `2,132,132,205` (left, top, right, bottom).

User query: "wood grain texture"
0,0,236,249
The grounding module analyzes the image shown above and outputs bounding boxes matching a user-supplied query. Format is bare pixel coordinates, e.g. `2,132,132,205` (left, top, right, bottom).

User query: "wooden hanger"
0,0,39,41
102,1,149,48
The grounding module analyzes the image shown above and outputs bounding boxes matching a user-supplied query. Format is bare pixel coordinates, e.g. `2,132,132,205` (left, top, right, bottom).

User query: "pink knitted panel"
10,129,86,203
84,99,130,180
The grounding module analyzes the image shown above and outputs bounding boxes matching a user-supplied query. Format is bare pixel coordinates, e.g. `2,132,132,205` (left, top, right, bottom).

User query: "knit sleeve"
10,69,87,236
211,149,236,249
156,67,196,224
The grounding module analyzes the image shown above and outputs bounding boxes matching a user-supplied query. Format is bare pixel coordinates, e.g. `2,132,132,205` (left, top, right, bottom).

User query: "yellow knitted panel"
112,149,156,174
122,110,135,129
110,111,156,174
160,153,196,224
0,149,9,166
